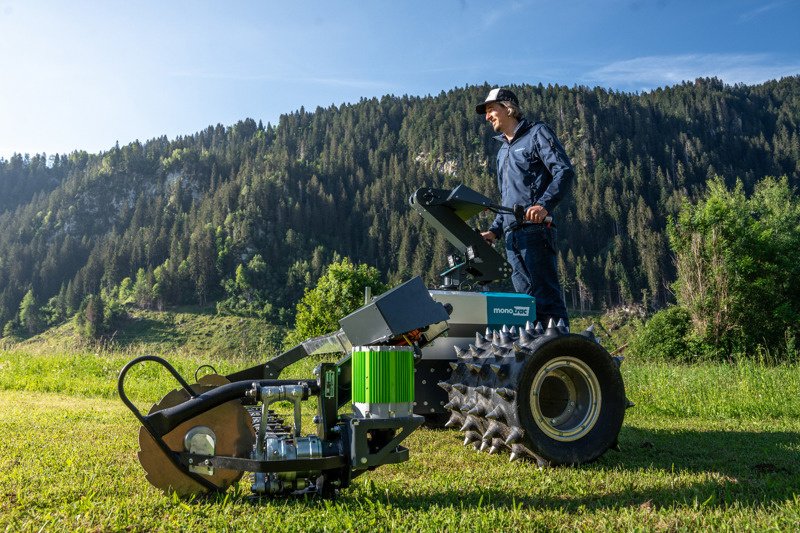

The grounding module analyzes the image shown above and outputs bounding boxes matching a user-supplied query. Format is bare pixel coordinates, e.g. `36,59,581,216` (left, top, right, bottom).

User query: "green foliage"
41,293,68,327
2,317,22,339
285,257,387,347
18,289,44,336
668,176,800,360
75,294,105,339
117,277,134,305
132,268,155,309
216,255,274,318
2,78,800,330
628,306,704,362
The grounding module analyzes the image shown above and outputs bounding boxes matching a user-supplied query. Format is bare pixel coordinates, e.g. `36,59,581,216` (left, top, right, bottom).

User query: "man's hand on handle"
481,230,497,244
525,205,549,223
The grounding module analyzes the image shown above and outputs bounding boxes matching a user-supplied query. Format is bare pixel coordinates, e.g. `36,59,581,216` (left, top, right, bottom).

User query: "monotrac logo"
493,306,530,318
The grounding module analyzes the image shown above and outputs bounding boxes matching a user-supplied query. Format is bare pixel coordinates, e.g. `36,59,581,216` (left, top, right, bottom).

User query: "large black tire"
440,322,627,465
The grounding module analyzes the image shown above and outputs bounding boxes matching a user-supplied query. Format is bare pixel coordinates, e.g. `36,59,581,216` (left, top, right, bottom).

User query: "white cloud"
585,53,800,91
738,0,788,22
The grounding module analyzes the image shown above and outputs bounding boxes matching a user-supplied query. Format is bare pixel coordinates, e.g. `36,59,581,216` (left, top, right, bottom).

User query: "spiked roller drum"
439,320,629,465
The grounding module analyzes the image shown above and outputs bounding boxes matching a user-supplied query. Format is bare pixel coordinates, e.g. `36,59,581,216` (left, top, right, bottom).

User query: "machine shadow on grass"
407,426,800,511
213,426,800,512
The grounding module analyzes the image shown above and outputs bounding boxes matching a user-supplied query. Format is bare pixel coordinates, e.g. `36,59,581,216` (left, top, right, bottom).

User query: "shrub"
628,306,703,362
284,258,387,348
665,175,800,360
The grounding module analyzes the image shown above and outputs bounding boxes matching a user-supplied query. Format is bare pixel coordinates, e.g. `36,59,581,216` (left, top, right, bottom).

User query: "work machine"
119,184,628,498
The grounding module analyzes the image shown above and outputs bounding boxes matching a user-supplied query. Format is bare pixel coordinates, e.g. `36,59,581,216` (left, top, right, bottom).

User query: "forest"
0,77,798,335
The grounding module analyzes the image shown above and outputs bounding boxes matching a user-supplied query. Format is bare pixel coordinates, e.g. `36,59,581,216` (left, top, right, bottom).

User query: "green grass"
2,310,800,530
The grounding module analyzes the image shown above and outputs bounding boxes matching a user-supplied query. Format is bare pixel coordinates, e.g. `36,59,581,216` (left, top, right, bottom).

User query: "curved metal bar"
117,355,221,494
117,355,197,425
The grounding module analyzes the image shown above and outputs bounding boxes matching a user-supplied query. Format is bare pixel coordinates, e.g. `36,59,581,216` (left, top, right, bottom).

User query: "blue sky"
1,0,799,159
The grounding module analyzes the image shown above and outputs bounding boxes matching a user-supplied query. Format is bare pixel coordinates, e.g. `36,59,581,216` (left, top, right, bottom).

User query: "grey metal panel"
340,304,393,345
420,336,474,360
429,290,488,325
339,277,450,347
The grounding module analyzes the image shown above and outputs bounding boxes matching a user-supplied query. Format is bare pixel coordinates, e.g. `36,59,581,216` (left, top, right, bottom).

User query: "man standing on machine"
477,87,573,328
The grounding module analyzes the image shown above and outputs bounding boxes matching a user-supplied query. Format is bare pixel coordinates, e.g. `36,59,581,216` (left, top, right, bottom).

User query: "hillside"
1,77,799,332
8,307,286,360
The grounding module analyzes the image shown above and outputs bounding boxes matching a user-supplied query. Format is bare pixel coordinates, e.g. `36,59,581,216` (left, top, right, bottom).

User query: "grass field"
2,311,800,531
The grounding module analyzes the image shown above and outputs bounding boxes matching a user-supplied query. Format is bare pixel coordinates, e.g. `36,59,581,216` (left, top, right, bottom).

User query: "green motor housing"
351,345,414,418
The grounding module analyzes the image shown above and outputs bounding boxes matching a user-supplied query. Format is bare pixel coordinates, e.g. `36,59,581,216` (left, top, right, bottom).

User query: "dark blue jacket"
488,119,574,237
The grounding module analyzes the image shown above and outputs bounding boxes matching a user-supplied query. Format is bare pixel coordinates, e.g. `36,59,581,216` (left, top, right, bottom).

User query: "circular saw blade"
138,383,255,497
196,373,231,387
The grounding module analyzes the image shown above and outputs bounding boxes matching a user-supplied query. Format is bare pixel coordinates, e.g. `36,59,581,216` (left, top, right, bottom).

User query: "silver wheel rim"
529,356,601,442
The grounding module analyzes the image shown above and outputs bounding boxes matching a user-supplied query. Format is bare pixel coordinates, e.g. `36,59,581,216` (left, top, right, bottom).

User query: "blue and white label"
486,293,536,327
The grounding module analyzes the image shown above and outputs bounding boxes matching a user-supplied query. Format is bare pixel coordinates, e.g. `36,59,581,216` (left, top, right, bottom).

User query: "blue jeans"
504,224,569,328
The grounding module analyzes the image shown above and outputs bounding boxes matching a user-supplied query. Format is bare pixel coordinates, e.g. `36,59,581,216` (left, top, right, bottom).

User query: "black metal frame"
120,353,426,495
409,185,514,286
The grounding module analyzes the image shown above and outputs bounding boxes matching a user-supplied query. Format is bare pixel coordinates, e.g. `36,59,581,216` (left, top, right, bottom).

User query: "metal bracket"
348,415,425,469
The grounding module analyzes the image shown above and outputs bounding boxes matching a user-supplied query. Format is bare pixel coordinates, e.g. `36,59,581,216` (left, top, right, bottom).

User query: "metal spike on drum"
505,427,523,445
496,387,515,400
460,417,479,432
483,422,502,440
580,325,599,344
466,362,482,374
445,413,462,428
490,363,508,377
486,406,503,421
463,431,481,445
489,438,505,455
475,332,487,348
512,342,528,361
467,405,486,417
510,444,527,458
